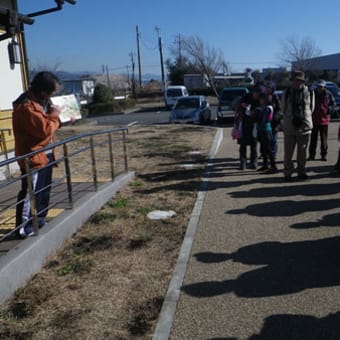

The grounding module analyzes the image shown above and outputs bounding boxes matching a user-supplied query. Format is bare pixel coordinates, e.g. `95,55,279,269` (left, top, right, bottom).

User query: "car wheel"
217,116,224,125
206,113,211,125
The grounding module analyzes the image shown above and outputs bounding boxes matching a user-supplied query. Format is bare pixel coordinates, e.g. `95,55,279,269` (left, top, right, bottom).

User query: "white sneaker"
19,226,35,238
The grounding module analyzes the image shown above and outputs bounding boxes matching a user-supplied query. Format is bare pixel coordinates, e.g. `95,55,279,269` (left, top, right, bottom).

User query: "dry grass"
0,124,216,340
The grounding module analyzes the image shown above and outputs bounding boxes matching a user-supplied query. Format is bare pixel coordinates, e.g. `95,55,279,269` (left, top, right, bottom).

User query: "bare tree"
29,59,64,82
32,58,63,73
181,35,226,96
278,35,322,71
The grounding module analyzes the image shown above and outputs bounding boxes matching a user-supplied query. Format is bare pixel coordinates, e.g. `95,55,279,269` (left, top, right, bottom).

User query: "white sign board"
50,94,82,123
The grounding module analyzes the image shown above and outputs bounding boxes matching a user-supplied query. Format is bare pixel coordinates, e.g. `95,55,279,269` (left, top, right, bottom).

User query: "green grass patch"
89,212,117,224
108,197,130,208
136,207,152,215
56,258,92,276
129,180,144,188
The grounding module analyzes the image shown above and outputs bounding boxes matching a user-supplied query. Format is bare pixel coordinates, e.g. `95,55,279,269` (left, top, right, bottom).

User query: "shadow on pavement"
291,212,340,229
210,312,340,340
227,197,340,217
182,236,340,298
248,311,340,340
229,182,340,198
136,155,335,194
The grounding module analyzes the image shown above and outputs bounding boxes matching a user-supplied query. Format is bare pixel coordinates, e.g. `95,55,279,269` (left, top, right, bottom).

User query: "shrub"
88,98,135,115
93,83,114,103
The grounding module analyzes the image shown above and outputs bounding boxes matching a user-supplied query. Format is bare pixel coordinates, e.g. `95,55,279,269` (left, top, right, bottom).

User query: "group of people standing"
233,70,340,180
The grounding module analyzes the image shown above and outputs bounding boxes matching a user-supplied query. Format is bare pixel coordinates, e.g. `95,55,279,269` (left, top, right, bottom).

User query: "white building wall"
0,37,24,110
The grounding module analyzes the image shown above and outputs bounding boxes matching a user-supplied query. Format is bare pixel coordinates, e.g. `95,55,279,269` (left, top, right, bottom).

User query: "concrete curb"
0,171,135,304
152,128,224,340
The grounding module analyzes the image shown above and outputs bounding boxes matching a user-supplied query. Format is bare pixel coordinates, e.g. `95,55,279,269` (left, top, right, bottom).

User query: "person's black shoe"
257,166,268,171
307,156,315,161
321,157,327,161
297,173,309,180
284,175,292,182
330,168,340,176
265,167,278,174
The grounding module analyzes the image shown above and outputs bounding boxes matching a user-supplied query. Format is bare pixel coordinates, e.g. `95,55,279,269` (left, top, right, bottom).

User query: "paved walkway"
163,122,340,339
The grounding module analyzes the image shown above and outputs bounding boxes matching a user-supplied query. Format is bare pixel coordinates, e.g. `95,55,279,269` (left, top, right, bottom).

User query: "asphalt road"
86,106,229,127
87,105,339,128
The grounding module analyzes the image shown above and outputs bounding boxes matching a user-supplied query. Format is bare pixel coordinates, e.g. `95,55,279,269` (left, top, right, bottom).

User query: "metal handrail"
0,126,129,242
0,127,127,168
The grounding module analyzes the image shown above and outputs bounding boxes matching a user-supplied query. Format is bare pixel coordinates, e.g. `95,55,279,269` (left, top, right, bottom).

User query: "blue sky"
17,0,340,76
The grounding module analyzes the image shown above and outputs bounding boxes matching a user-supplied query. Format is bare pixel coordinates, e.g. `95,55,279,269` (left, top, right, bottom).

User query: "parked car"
217,87,249,123
169,95,211,124
164,85,189,109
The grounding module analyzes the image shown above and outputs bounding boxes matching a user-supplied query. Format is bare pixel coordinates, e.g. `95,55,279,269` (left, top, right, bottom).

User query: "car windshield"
167,89,183,97
175,98,200,109
220,89,246,101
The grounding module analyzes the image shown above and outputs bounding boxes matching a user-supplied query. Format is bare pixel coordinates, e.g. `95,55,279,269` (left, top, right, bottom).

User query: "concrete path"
169,122,340,339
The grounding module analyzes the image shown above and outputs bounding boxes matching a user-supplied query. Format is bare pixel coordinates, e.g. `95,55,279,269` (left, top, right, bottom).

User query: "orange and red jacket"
12,92,61,169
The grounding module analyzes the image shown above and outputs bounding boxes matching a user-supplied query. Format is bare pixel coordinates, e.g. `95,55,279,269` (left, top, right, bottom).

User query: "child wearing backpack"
254,92,278,173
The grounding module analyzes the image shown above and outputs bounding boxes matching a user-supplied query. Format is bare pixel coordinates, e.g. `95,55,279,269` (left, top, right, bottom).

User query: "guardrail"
0,127,129,242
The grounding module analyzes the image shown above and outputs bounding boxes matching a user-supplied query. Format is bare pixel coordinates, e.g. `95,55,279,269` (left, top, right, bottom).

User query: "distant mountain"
55,70,95,81
52,70,162,83
142,73,162,82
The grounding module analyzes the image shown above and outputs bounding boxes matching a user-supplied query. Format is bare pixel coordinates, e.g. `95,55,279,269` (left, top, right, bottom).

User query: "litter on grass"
147,210,176,220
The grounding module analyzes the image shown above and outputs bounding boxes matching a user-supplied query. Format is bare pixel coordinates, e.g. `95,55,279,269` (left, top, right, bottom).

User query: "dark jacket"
312,89,334,126
237,92,259,144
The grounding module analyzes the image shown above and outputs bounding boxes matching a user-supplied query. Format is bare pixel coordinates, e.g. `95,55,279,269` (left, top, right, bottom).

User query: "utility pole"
136,25,142,88
177,33,182,67
129,52,136,98
155,26,165,90
126,64,130,84
105,64,111,89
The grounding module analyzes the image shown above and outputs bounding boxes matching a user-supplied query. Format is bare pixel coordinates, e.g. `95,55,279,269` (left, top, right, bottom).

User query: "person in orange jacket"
12,71,61,237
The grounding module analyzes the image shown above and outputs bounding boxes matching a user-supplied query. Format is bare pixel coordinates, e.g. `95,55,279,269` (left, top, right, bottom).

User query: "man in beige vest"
281,70,314,181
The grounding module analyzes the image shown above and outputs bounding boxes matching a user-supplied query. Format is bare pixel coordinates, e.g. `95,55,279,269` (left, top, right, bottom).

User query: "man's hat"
290,70,305,82
317,79,326,87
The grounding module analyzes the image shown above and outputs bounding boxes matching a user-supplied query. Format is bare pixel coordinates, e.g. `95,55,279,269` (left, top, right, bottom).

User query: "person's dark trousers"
239,141,257,168
272,130,278,159
16,154,54,231
259,131,276,168
335,148,340,170
239,143,247,168
309,124,328,159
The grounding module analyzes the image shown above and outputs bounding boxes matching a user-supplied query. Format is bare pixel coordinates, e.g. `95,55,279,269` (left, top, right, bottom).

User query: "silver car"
217,87,249,123
169,95,211,124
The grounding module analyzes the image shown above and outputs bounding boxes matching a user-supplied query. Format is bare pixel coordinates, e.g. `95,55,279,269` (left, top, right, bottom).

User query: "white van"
164,85,189,109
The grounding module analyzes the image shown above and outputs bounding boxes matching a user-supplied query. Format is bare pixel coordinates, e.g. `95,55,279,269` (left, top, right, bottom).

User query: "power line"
139,34,158,51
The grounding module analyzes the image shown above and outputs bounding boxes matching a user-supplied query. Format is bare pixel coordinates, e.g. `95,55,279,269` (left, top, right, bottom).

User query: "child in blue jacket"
255,93,278,173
